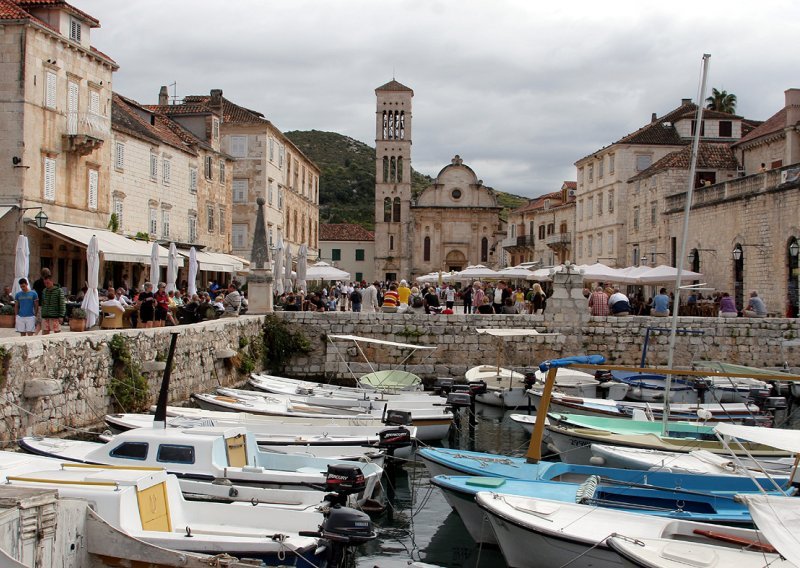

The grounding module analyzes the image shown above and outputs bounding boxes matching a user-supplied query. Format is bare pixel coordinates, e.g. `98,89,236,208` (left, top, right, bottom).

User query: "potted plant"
69,307,87,332
0,304,14,328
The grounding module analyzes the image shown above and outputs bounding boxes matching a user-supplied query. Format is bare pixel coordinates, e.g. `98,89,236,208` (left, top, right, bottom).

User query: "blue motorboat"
610,370,697,403
431,473,791,545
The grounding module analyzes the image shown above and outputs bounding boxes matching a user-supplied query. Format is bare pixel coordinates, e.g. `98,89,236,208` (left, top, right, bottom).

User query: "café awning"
40,222,181,266
177,249,248,273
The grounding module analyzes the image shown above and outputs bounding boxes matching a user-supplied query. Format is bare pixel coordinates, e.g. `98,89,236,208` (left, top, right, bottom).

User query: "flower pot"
69,318,86,332
0,314,14,328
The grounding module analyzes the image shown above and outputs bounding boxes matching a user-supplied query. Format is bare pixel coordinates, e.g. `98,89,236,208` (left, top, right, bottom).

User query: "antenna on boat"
154,332,180,429
662,53,711,436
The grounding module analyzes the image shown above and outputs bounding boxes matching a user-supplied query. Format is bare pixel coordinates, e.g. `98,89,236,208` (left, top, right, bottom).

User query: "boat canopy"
714,422,800,454
739,494,800,566
327,334,436,350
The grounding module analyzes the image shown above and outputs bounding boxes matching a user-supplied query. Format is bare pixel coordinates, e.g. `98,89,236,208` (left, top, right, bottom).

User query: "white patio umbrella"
11,234,29,296
580,262,638,284
273,235,285,296
527,266,560,282
497,265,535,279
284,246,294,293
305,261,350,282
296,244,308,292
187,246,198,297
81,234,100,329
417,272,441,283
165,242,179,293
454,264,500,282
638,264,703,284
149,241,160,287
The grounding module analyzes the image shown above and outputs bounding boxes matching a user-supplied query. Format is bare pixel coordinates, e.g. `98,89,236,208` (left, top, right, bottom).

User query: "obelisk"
246,197,273,313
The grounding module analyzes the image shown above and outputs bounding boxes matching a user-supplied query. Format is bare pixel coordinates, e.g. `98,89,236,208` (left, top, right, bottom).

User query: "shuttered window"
88,169,98,210
232,179,247,203
115,143,125,171
89,90,100,115
189,168,197,193
45,71,57,109
162,159,171,184
43,157,56,200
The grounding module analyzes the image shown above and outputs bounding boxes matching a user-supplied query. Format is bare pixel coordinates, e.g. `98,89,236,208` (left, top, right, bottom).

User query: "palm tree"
705,88,737,114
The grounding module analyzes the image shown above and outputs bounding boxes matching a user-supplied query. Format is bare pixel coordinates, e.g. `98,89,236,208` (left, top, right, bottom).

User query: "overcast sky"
78,0,798,199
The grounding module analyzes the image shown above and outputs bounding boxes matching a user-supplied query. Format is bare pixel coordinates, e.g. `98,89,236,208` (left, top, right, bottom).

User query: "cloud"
79,0,800,198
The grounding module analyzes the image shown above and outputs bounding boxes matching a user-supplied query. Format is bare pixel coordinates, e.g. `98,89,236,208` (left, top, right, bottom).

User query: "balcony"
545,232,571,250
62,112,109,156
503,234,535,252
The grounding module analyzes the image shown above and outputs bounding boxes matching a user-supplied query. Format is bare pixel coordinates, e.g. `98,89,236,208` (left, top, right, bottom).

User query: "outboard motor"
434,377,455,396
383,408,412,426
468,380,487,397
324,464,366,496
376,426,413,450
445,391,472,410
300,505,376,567
523,372,537,391
693,377,710,404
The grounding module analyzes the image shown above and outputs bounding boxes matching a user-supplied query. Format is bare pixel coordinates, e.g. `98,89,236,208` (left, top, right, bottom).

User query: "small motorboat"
610,370,698,403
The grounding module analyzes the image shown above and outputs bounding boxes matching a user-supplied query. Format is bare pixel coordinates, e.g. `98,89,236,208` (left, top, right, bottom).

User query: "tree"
706,88,737,114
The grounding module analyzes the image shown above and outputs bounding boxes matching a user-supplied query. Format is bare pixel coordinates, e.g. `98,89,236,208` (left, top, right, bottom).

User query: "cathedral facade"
373,80,506,281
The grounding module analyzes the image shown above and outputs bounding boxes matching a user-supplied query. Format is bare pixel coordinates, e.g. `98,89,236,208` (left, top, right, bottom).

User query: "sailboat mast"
662,54,711,436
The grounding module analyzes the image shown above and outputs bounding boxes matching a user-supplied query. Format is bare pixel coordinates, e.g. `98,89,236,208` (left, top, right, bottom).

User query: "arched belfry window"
382,111,388,139
388,111,395,139
392,197,401,222
390,157,397,182
397,157,403,182
383,197,392,222
382,156,389,182
424,236,431,261
399,111,405,139
481,237,489,262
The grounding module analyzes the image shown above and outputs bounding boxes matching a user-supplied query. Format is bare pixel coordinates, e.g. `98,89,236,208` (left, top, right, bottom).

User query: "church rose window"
451,189,462,200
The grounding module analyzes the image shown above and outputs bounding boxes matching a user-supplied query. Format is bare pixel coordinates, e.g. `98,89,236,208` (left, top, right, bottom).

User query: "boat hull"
433,479,498,545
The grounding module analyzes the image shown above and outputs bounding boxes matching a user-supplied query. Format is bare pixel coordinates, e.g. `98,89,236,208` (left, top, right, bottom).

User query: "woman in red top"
154,283,169,327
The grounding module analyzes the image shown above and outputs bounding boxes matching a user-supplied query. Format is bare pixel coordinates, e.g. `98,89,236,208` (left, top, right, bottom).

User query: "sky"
78,0,799,199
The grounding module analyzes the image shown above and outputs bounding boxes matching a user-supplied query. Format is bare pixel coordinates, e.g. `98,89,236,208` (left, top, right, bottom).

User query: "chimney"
158,86,169,106
681,98,692,106
785,88,800,127
651,112,657,123
210,89,223,111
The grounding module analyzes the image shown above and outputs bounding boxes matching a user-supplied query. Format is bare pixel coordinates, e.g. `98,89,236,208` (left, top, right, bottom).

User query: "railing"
515,235,535,247
65,112,110,138
545,232,571,246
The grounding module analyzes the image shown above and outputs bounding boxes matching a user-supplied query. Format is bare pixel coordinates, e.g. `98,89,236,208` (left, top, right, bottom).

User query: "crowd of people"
1,268,248,336
274,279,551,315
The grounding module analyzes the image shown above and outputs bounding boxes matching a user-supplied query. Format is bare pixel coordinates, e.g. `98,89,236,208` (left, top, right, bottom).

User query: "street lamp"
34,209,48,229
732,245,743,261
790,240,799,258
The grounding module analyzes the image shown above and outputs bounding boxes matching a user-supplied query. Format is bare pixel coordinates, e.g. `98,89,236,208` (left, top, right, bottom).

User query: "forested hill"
284,130,527,230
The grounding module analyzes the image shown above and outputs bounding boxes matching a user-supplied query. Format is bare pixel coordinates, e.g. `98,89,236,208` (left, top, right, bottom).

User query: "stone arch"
445,250,467,272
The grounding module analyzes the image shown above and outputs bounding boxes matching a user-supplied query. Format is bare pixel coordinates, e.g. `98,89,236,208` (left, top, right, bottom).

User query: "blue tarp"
538,355,605,373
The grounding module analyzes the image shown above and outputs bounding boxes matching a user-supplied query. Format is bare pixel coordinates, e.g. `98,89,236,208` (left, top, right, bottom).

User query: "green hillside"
285,130,527,229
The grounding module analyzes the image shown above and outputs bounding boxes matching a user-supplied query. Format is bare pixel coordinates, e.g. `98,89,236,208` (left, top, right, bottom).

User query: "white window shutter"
115,143,124,170
190,168,197,192
44,157,56,200
45,71,57,109
90,91,100,115
88,169,98,210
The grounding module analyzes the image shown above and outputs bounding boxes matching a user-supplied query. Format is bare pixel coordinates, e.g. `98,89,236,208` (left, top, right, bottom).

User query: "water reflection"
357,407,531,567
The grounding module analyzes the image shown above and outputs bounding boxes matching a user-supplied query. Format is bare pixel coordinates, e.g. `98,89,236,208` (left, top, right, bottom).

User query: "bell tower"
374,80,413,282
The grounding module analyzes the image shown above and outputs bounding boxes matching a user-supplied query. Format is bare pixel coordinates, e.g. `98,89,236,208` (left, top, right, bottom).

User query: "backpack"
350,290,362,303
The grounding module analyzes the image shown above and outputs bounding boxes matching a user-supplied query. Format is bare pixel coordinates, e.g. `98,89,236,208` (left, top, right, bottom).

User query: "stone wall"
1,311,799,443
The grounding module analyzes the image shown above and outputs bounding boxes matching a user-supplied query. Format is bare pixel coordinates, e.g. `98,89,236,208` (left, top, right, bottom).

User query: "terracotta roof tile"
562,181,577,190
734,108,786,147
375,79,413,94
16,0,99,26
512,190,565,214
628,142,739,182
0,0,30,19
112,93,197,156
319,224,375,242
145,103,214,116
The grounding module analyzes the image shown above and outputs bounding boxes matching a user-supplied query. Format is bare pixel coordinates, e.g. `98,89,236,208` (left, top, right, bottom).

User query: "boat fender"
589,456,605,466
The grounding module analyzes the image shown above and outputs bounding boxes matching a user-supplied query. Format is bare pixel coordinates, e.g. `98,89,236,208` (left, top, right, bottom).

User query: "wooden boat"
0,462,367,566
19,424,384,509
610,370,698,403
475,491,781,568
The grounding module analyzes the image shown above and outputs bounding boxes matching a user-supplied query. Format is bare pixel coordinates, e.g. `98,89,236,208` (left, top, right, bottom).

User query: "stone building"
162,90,321,265
503,182,576,267
372,80,507,280
318,223,375,284
0,0,117,285
660,89,800,315
573,99,752,267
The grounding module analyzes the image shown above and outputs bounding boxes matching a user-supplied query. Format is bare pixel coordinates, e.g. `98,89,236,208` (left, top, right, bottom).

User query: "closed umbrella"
284,246,293,293
296,244,308,292
81,234,100,328
273,235,285,296
187,247,198,297
11,234,29,296
165,243,178,293
150,241,160,287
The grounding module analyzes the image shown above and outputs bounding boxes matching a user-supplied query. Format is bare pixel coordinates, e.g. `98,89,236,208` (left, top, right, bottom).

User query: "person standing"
587,285,610,316
14,278,38,336
137,282,156,328
223,282,242,316
471,282,485,313
40,274,65,334
652,288,670,317
350,285,362,312
529,283,547,314
461,284,473,314
361,281,379,313
444,284,456,310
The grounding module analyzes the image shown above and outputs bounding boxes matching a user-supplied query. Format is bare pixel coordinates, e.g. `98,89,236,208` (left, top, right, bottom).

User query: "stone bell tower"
374,80,413,282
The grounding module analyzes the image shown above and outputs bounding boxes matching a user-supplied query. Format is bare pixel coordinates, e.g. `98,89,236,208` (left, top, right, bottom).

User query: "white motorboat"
193,390,453,441
590,443,795,476
105,412,416,459
533,367,606,398
465,364,525,384
0,458,374,566
19,424,384,509
474,491,780,568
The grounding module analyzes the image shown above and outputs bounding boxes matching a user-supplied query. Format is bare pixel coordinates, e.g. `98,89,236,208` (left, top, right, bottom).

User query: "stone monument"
246,197,273,314
545,262,589,324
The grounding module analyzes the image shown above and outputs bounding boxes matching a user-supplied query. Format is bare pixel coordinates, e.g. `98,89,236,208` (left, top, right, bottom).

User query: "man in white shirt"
115,288,133,306
608,289,631,316
101,290,124,311
444,284,456,309
360,281,380,313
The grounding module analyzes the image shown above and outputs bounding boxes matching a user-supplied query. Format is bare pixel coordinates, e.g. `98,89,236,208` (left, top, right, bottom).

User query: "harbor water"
356,405,528,568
